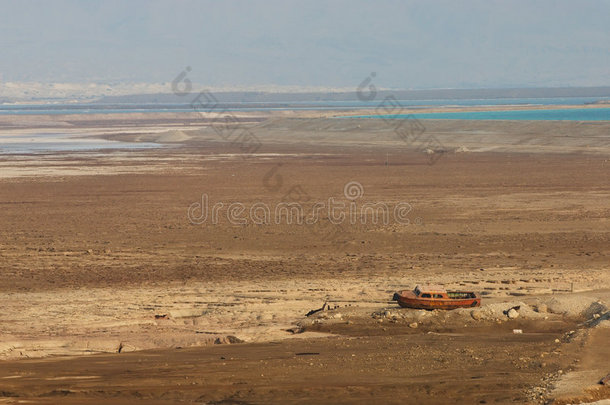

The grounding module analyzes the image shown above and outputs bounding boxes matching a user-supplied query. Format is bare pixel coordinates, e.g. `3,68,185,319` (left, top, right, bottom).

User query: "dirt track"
0,322,587,404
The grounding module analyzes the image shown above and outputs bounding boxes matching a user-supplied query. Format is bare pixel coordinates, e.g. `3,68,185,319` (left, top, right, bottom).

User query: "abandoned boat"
393,285,481,310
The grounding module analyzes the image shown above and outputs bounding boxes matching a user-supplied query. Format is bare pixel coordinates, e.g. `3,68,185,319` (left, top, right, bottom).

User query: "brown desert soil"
0,111,609,404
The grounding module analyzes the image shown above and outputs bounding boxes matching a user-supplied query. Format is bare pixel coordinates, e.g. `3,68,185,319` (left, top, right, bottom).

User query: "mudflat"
0,111,609,404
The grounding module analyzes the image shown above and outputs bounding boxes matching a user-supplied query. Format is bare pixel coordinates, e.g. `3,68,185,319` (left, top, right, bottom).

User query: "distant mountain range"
97,87,610,105
1,82,608,104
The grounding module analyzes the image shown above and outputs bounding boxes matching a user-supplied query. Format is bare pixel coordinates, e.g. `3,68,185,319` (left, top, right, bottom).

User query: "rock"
286,326,304,334
596,320,610,329
214,336,243,345
408,322,418,329
384,310,392,318
536,304,548,313
413,310,432,321
507,308,519,319
583,301,608,319
471,310,483,320
546,296,603,317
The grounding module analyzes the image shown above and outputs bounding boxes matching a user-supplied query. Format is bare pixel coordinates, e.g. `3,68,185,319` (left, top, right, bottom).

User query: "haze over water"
1,97,609,116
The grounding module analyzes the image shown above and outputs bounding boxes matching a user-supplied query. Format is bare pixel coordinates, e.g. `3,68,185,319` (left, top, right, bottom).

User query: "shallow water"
0,133,159,154
354,107,610,121
1,97,609,115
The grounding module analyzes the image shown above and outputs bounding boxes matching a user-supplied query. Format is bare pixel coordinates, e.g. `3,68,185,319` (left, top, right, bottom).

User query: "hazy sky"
0,0,608,89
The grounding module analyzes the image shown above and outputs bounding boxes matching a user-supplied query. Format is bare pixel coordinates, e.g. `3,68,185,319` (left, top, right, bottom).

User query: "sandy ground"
0,109,609,404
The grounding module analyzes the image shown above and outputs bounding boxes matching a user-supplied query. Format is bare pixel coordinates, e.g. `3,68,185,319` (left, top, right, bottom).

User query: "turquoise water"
1,97,609,115
355,107,610,121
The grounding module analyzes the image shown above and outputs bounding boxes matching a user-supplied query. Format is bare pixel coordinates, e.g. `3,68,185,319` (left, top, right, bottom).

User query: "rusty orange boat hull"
395,290,481,310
